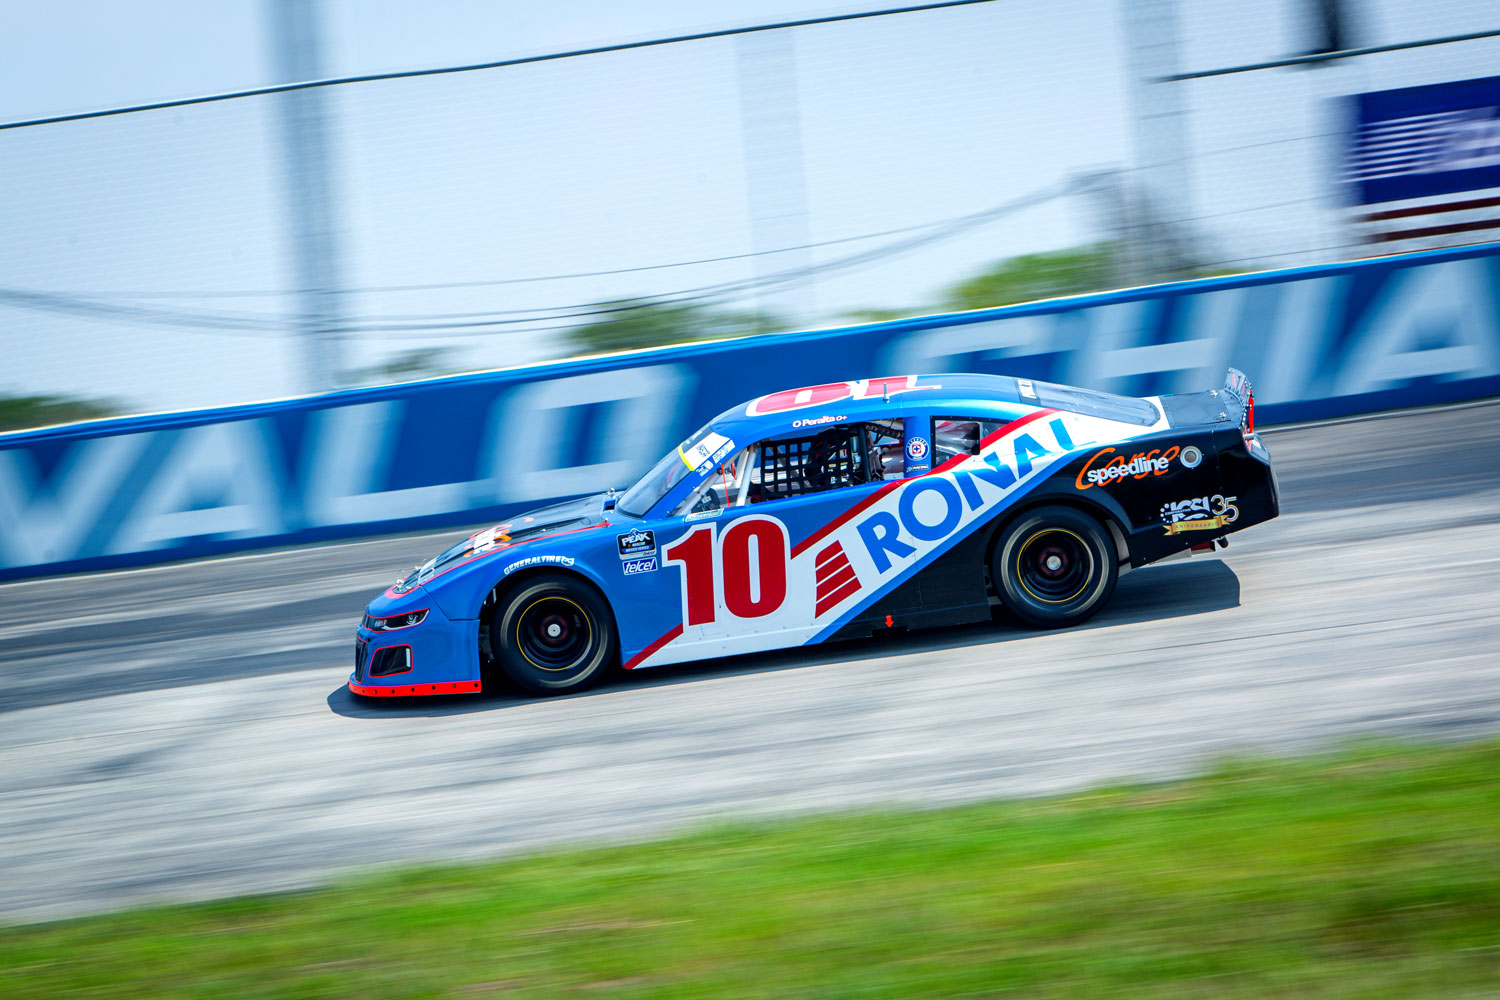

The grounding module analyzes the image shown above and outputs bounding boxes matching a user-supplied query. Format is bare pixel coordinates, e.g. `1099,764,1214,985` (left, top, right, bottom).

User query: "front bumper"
348,598,482,697
348,677,482,697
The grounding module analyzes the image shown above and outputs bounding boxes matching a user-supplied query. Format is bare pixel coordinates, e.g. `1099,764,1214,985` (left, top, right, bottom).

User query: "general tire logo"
617,528,656,560
504,554,576,576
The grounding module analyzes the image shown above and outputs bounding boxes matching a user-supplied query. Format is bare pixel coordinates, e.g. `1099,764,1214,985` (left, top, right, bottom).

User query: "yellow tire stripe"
1015,527,1093,605
515,596,594,672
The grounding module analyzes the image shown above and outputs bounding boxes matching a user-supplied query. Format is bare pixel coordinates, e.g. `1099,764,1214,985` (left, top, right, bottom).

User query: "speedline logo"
1075,445,1181,489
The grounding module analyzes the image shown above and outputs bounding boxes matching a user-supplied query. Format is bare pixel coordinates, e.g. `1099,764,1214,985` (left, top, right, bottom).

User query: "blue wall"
4,242,1499,580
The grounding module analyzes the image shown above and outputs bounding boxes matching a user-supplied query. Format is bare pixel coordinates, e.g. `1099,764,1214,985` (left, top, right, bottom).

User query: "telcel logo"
1075,446,1181,489
622,556,658,575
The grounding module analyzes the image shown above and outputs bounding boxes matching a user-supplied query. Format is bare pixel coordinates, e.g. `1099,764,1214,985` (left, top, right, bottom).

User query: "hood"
490,494,609,541
389,493,612,596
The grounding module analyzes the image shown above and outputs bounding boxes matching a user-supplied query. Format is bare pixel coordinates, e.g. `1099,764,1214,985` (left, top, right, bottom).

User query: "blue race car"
350,371,1276,697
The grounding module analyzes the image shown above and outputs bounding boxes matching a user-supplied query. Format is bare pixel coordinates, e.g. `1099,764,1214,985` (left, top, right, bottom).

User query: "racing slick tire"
491,573,618,695
991,505,1118,629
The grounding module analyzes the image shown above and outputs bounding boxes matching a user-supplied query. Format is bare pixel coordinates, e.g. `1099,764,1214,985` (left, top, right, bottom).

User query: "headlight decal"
361,609,429,631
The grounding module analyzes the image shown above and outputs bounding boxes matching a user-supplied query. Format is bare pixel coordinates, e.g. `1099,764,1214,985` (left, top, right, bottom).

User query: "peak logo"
1075,445,1181,489
616,528,656,560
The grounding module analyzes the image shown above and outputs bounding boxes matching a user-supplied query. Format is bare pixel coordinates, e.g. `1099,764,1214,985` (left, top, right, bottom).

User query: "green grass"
3,741,1498,998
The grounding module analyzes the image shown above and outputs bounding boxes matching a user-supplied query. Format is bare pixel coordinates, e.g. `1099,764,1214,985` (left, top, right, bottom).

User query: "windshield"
616,423,731,518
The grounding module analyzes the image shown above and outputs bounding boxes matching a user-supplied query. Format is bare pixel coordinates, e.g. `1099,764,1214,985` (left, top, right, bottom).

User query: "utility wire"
0,1,1001,132
0,183,1064,336
1162,28,1500,81
23,206,1021,301
0,286,287,332
340,184,1063,333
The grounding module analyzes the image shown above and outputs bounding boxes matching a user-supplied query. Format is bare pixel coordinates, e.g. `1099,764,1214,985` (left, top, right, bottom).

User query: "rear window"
1026,380,1159,426
931,417,1001,464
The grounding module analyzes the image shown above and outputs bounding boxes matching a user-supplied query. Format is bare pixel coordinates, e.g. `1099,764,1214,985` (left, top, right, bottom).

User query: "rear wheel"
992,506,1118,629
491,573,616,695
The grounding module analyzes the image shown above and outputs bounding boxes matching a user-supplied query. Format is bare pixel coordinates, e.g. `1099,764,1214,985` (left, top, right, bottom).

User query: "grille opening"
369,645,413,677
354,640,369,681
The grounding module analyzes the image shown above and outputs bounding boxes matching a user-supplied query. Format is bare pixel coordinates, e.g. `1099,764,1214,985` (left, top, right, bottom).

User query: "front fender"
423,534,617,621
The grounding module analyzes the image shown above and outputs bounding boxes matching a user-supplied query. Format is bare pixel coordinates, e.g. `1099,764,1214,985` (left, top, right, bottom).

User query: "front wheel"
991,506,1118,629
491,573,617,695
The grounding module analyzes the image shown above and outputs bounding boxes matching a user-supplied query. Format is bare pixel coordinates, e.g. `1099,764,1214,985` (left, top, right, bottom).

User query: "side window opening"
671,421,922,515
758,426,868,498
862,419,904,480
932,416,1004,464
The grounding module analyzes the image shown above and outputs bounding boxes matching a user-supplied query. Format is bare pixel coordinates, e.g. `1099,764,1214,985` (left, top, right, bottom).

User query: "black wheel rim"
1015,528,1093,605
515,597,594,672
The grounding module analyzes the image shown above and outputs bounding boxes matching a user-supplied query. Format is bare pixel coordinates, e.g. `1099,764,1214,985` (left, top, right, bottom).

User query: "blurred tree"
0,393,118,432
940,244,1116,312
346,347,461,386
838,307,918,325
565,299,784,356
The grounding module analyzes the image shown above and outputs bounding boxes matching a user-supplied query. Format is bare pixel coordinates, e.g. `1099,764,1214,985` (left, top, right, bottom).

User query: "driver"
803,427,866,492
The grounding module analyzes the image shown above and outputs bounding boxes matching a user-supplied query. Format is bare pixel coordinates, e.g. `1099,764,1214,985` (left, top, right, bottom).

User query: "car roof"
709,373,1032,443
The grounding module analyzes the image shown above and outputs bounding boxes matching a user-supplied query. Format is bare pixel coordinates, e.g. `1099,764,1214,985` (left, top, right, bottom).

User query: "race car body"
350,370,1277,696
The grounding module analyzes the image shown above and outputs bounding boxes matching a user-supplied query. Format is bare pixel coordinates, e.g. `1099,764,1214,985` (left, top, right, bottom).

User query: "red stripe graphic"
814,541,846,567
813,541,862,617
622,622,684,670
820,562,857,592
816,578,862,617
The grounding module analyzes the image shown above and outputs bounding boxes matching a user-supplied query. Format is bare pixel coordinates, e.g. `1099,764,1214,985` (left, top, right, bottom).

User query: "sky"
1,0,1497,414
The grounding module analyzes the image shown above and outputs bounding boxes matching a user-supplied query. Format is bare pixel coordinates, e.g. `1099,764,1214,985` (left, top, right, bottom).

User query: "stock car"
350,370,1277,697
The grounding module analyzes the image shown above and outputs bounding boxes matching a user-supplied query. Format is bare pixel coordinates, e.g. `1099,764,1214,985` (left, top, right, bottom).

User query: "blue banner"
3,242,1500,581
1347,74,1500,206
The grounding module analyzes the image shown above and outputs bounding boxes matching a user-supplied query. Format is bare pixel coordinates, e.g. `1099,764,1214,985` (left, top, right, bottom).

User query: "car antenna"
882,381,890,402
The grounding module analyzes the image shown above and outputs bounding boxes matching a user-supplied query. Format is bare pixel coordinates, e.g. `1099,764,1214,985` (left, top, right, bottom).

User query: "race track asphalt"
3,400,1499,921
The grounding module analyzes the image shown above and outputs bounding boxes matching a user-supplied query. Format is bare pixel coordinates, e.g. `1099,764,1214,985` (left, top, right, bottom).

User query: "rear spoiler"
1221,368,1255,436
1155,367,1256,433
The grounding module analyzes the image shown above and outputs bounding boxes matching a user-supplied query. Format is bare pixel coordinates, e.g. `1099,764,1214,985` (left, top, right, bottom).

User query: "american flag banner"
1345,75,1500,250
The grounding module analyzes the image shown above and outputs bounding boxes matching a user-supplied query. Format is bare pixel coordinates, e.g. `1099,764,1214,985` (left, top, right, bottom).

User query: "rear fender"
983,486,1133,568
